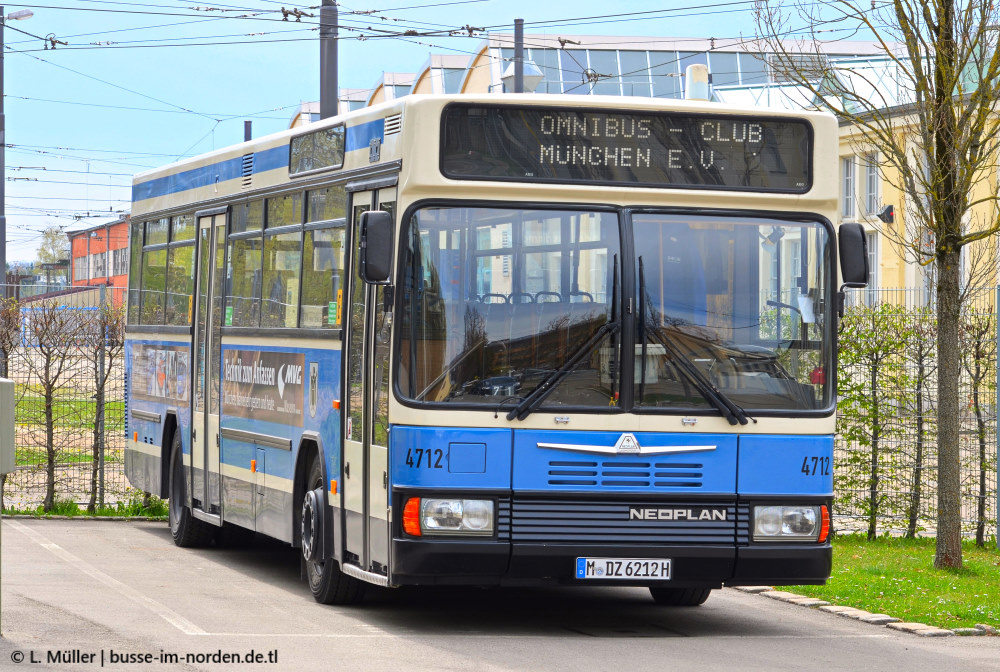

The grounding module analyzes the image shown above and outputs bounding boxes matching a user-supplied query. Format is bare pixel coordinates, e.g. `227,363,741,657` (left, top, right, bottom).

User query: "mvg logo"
276,363,303,399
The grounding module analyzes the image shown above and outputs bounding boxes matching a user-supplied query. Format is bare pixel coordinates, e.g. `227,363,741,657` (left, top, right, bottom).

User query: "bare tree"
21,300,86,511
754,0,1000,569
959,306,995,547
79,300,126,513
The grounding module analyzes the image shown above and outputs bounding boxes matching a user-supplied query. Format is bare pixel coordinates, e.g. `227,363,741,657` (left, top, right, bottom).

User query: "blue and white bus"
125,93,867,606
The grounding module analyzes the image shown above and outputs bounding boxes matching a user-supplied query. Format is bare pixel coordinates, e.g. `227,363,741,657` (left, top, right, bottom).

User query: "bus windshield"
397,206,833,414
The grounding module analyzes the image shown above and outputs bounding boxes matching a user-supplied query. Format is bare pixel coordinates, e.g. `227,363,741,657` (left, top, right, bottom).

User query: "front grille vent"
510,498,736,544
547,459,704,490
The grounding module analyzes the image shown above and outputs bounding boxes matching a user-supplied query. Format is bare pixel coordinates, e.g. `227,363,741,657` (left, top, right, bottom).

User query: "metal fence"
1,284,130,511
1,283,997,543
837,287,998,542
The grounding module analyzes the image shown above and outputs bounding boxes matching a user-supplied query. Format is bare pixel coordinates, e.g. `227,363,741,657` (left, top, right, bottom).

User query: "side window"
164,214,196,326
301,226,345,327
140,247,167,325
127,220,143,325
227,199,264,327
228,236,262,327
261,230,302,328
165,244,195,325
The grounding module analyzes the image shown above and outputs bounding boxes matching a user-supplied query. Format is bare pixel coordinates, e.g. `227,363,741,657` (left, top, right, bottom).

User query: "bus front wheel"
302,455,364,605
648,586,712,606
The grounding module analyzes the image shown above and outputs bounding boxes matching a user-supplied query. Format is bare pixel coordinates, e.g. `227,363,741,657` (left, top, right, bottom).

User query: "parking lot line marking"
7,521,207,636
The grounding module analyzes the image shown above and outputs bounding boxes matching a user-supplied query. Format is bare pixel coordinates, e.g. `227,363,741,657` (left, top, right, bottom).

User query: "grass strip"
789,534,999,630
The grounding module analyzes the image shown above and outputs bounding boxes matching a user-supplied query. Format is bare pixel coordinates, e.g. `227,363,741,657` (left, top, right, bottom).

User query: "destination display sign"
440,104,812,192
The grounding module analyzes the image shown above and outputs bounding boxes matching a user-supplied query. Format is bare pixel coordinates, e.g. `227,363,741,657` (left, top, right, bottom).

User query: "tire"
167,430,216,548
648,586,713,606
302,454,365,605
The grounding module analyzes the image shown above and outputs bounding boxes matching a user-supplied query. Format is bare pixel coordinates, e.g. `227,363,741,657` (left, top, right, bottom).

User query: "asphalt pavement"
0,518,997,672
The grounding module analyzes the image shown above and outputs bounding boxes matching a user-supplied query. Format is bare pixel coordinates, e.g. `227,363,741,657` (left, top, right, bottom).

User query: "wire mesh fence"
1,284,131,512
1,283,997,543
837,287,998,542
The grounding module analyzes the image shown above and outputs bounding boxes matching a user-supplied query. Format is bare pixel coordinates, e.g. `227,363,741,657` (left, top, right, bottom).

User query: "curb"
734,586,996,637
1,514,166,522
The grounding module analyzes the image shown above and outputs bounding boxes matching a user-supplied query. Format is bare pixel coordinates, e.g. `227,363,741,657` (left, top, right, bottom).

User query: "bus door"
343,187,395,575
191,211,226,521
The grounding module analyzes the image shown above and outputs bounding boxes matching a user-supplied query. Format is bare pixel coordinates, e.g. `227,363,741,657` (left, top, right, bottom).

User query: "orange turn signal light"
330,479,337,495
133,431,138,441
819,505,830,543
250,459,257,473
333,400,340,410
402,497,422,536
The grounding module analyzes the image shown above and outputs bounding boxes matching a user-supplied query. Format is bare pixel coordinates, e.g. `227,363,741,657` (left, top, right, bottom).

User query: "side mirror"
838,222,869,288
360,210,393,284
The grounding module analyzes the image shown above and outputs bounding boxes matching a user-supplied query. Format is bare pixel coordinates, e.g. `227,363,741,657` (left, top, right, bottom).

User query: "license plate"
575,557,672,580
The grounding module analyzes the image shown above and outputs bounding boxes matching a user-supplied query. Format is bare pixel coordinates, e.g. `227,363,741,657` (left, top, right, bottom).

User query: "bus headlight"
402,498,494,536
753,505,822,541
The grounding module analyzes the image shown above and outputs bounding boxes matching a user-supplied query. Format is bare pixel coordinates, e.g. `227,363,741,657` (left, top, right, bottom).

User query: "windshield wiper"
507,255,620,421
505,320,619,421
638,257,749,426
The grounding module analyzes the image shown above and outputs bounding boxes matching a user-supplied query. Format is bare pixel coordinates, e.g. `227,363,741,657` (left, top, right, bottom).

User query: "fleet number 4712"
801,456,830,476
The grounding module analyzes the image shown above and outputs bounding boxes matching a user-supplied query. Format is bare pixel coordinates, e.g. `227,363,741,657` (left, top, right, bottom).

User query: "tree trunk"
44,378,56,513
907,357,925,538
868,359,880,540
934,252,963,568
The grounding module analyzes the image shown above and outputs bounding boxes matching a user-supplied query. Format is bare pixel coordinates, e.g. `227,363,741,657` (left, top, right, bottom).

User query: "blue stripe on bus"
132,118,385,203
132,145,286,203
346,118,384,153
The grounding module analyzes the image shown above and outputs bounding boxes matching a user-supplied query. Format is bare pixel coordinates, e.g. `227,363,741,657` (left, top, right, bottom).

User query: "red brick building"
68,216,129,301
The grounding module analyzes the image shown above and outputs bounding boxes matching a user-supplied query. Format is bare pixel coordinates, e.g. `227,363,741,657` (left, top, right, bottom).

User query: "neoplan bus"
124,93,868,606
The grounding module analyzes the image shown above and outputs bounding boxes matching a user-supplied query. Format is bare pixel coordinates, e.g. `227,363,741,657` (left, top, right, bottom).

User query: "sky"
2,0,792,263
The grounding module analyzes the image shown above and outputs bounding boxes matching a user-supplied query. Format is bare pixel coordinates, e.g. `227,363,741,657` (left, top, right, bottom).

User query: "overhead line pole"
320,0,338,119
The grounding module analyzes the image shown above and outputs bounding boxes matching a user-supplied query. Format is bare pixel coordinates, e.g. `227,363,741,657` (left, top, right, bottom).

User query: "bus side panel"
218,343,343,543
124,339,193,498
736,435,834,495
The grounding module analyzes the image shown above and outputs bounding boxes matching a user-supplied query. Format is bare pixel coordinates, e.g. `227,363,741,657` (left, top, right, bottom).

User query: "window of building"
441,68,465,93
558,49,588,93
113,247,129,276
587,50,621,95
865,152,880,216
619,51,652,96
74,257,88,282
92,251,107,280
649,52,682,99
865,230,879,304
738,52,768,84
708,52,740,87
842,156,856,218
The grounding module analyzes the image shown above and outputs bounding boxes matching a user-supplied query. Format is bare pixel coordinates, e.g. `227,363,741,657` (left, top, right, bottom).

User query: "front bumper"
388,493,831,587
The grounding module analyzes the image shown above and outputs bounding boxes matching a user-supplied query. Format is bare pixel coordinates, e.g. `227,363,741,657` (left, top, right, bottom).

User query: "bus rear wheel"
167,431,215,547
301,455,364,605
648,586,712,606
